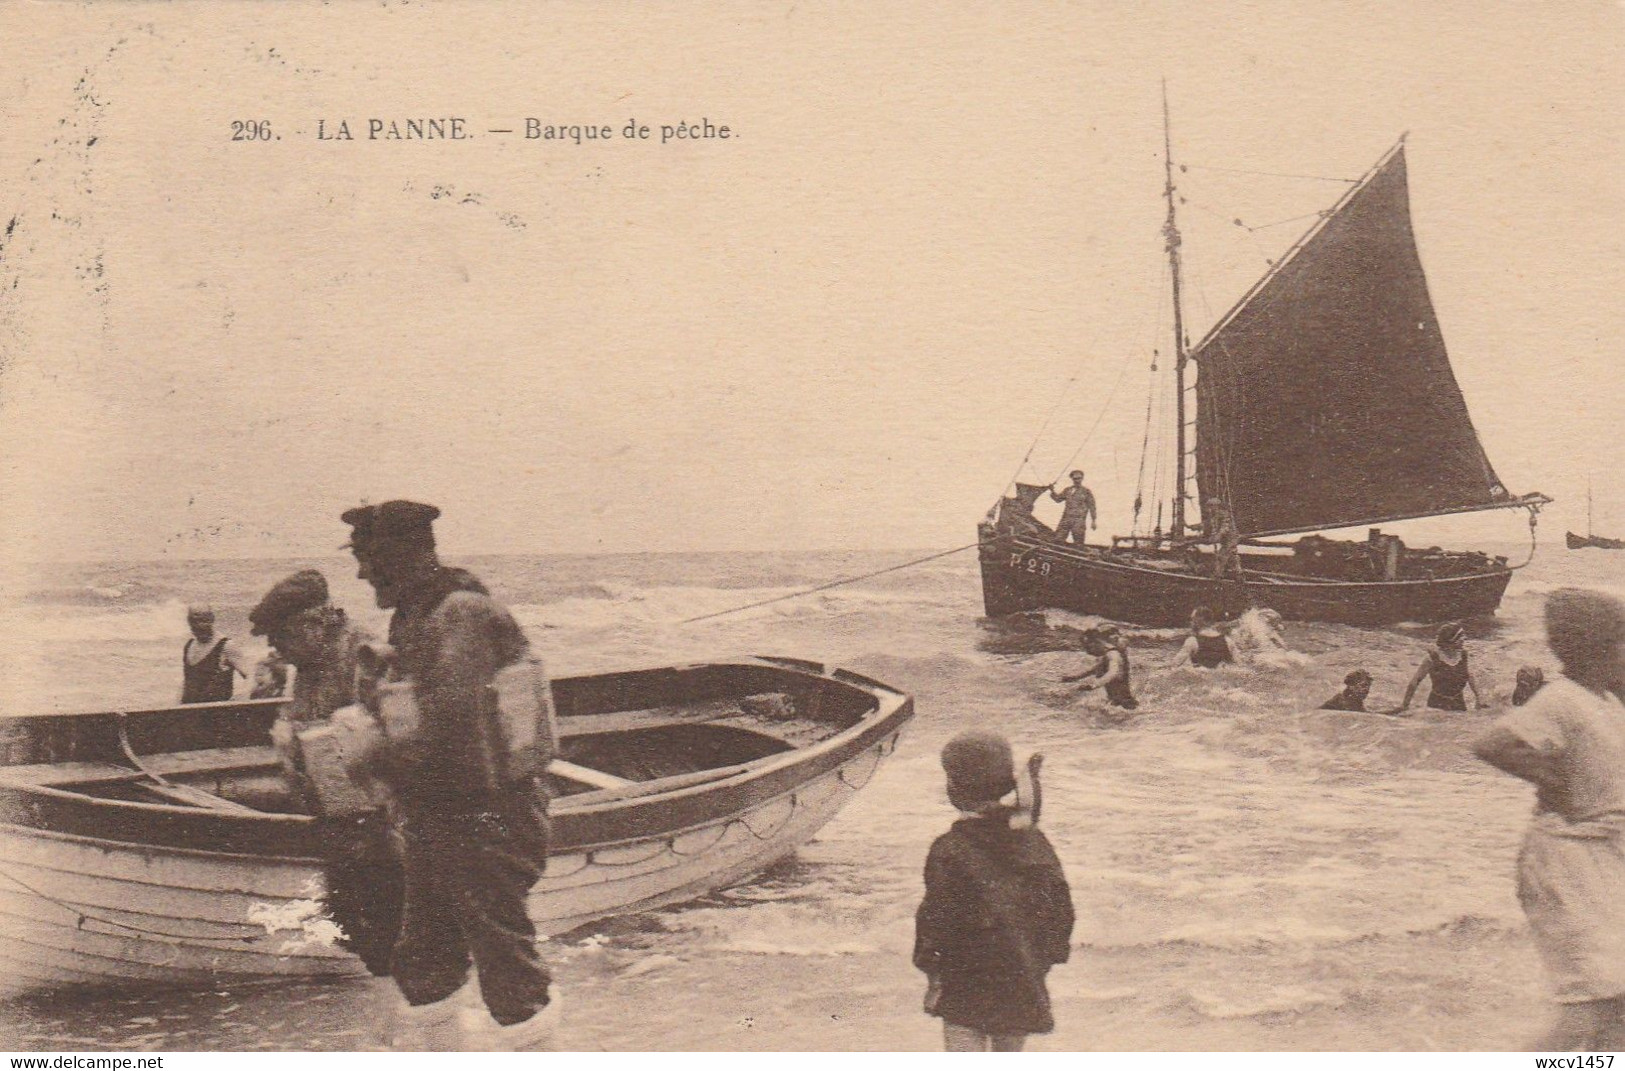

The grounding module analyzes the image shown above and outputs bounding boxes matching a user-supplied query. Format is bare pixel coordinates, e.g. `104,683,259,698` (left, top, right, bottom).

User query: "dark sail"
1191,144,1508,538
993,482,1055,536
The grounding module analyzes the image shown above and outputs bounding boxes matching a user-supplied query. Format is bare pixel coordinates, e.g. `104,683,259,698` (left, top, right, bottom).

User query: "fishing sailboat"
1566,480,1622,550
979,99,1549,627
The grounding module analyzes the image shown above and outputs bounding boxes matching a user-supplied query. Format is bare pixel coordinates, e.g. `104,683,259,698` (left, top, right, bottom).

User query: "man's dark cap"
250,570,330,636
342,500,439,553
341,500,440,552
339,504,377,550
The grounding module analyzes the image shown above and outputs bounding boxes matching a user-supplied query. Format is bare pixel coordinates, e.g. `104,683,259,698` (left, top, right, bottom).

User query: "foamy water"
0,545,1614,1050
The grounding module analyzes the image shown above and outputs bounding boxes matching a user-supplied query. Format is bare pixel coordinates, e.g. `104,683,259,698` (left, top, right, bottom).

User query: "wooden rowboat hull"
0,657,912,996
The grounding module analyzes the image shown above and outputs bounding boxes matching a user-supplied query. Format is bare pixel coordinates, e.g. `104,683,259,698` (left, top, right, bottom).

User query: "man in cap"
341,500,557,1050
1049,470,1096,545
250,570,375,731
180,604,252,704
249,571,403,1033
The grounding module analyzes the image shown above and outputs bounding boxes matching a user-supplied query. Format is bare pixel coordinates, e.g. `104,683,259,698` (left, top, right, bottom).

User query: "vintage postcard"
1,1,1621,1055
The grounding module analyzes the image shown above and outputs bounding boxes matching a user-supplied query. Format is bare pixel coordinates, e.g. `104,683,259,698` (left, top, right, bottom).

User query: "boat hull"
1567,531,1624,550
0,658,912,997
979,531,1514,627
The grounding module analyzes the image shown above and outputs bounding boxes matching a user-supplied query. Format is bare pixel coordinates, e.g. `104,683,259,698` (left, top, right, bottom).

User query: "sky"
0,2,1620,563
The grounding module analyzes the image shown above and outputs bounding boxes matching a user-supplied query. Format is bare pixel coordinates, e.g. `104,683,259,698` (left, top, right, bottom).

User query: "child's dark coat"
913,813,1075,1036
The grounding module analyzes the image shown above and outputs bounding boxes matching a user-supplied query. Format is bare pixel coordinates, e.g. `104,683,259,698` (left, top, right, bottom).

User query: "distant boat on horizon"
1566,480,1622,550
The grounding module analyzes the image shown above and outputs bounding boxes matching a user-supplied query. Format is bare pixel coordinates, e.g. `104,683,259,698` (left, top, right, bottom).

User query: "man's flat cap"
341,500,440,551
340,504,377,550
250,570,330,636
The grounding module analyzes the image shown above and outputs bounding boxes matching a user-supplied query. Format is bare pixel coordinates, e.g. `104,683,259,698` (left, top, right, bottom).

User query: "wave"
21,579,174,608
511,580,953,633
655,900,912,959
1512,577,1625,602
1078,912,1523,954
0,597,197,644
1182,985,1344,1020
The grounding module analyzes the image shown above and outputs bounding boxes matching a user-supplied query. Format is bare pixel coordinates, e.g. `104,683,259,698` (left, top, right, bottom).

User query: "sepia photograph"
0,0,1621,1054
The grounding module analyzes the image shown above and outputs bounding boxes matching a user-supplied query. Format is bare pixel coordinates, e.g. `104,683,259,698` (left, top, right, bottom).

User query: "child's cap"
941,730,1017,811
1344,669,1372,687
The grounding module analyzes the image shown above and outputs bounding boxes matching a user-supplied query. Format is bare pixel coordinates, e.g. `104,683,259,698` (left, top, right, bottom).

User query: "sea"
0,544,1620,1052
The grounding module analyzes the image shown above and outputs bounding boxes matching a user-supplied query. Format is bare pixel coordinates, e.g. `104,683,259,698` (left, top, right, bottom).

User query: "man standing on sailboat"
1050,471,1096,545
1202,498,1241,580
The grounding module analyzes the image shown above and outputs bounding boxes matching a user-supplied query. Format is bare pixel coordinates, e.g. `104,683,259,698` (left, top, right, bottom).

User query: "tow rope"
680,542,982,625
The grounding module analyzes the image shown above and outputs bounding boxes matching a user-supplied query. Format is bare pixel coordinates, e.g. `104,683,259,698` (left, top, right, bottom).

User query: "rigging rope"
1180,162,1359,184
995,373,1080,505
1053,343,1142,482
1237,209,1330,234
1132,352,1159,534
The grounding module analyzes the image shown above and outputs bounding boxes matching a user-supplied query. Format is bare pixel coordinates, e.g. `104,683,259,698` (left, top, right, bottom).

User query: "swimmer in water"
1172,607,1234,669
1512,665,1546,706
1392,622,1484,713
1320,669,1373,712
1063,625,1137,709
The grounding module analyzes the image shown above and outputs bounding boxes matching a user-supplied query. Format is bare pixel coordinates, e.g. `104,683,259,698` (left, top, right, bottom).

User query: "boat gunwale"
992,533,1512,590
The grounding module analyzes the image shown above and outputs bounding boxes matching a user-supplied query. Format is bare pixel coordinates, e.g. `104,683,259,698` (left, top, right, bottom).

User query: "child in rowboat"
915,731,1074,1052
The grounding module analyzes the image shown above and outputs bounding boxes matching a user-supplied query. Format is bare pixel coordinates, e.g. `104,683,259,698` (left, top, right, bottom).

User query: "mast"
1162,80,1190,539
1589,477,1594,537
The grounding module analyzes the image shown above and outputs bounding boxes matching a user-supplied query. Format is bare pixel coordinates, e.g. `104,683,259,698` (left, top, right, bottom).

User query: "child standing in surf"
914,731,1074,1051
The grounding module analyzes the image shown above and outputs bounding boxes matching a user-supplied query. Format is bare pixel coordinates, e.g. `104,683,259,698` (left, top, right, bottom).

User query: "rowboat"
0,656,912,996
